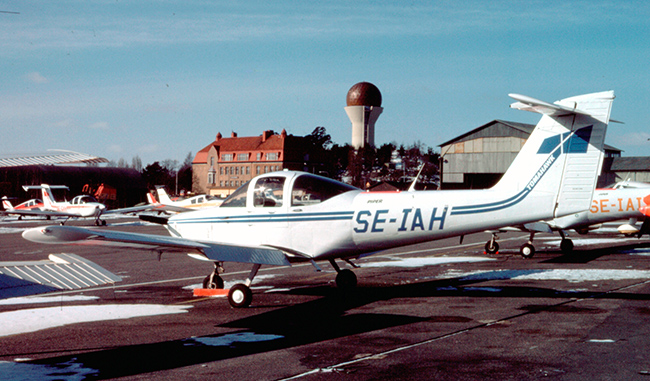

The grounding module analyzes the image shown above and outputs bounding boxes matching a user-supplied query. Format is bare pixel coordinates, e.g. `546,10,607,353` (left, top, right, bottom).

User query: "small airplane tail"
492,91,615,219
2,197,13,210
23,184,68,210
156,187,173,204
40,184,58,209
146,192,158,204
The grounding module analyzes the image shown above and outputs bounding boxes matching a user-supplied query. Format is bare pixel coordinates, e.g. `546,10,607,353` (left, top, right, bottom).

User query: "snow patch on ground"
0,304,192,337
440,268,650,283
362,256,495,268
0,295,99,305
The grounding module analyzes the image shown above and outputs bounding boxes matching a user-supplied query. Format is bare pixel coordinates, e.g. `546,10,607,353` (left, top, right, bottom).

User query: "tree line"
107,127,440,195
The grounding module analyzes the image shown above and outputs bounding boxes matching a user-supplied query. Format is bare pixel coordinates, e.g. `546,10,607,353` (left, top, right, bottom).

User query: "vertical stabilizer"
2,197,13,210
492,91,615,218
41,184,57,210
156,187,173,204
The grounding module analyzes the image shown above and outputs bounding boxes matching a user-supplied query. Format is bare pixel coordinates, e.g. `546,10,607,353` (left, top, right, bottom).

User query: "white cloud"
107,144,123,153
25,72,48,84
89,121,109,130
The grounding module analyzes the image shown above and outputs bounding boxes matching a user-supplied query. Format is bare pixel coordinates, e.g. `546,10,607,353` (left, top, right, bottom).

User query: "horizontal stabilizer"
509,92,621,123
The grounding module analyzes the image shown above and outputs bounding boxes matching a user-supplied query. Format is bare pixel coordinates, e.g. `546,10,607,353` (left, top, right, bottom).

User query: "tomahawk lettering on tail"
24,91,615,308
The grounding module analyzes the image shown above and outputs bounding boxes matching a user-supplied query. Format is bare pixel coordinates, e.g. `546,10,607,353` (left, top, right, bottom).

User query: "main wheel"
228,284,252,308
485,240,499,254
203,274,224,289
335,269,357,290
519,243,535,259
560,238,574,253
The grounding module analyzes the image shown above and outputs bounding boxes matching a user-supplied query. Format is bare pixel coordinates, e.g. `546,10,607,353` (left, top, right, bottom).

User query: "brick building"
192,130,318,196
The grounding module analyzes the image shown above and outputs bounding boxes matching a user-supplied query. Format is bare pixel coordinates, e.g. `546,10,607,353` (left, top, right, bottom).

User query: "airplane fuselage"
167,171,559,261
549,187,649,230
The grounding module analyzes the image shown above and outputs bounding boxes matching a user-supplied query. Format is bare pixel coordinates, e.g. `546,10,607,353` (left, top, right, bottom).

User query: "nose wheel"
203,262,225,289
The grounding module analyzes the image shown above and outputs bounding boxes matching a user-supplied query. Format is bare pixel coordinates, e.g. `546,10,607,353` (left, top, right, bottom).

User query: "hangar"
439,120,626,189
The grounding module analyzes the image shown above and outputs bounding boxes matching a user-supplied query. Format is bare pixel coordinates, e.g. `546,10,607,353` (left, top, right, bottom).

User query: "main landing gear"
485,230,575,259
205,262,260,308
329,259,358,289
206,259,360,309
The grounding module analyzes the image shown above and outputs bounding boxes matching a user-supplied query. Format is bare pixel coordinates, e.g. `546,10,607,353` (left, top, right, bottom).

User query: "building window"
256,166,260,175
266,152,278,160
264,165,268,173
210,157,214,166
246,167,250,175
256,153,262,160
235,167,239,175
219,167,223,175
238,153,248,161
222,153,234,161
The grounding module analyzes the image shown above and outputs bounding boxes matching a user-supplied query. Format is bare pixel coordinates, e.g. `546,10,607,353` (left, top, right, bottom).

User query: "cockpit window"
291,174,358,206
220,181,249,207
254,177,285,207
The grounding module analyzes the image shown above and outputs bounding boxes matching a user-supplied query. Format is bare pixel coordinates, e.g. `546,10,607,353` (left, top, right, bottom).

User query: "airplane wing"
102,204,160,215
0,209,80,218
0,253,121,299
22,225,291,266
149,204,194,213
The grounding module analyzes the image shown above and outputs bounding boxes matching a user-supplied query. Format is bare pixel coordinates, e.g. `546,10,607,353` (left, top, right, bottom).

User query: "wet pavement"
2,217,650,380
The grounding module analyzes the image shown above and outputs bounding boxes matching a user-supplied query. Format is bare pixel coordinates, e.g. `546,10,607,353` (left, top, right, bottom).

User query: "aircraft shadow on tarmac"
5,258,650,380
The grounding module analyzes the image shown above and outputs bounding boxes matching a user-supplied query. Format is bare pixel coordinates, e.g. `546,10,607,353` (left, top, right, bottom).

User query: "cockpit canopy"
71,195,99,205
220,172,359,208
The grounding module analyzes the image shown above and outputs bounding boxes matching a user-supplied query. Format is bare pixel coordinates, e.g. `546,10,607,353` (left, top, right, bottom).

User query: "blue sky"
1,1,648,166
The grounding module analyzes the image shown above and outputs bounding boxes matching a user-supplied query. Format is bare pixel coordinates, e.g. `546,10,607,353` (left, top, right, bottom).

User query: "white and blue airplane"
23,91,616,308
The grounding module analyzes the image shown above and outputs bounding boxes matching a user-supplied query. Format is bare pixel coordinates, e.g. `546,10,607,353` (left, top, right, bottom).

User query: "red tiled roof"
192,132,286,164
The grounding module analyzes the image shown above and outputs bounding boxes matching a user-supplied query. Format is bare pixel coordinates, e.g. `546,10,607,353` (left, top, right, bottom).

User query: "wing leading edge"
22,225,291,267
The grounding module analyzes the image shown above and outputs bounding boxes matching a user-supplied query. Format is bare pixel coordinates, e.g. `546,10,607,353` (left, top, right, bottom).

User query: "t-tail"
491,91,615,219
22,184,68,210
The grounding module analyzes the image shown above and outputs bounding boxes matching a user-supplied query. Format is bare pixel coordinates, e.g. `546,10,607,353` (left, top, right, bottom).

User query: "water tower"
345,82,383,149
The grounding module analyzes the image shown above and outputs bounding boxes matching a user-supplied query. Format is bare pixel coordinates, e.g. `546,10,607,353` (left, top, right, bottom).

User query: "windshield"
220,182,249,207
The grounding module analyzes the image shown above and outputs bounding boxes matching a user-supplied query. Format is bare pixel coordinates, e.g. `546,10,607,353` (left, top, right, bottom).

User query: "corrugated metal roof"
439,119,622,153
608,156,650,171
0,150,108,168
0,253,121,299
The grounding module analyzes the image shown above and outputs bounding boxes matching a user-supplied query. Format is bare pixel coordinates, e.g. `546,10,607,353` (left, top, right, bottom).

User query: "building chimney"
262,130,273,142
231,132,237,138
215,132,222,141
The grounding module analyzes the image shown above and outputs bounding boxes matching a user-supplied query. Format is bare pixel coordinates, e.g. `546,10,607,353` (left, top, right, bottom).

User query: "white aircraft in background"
484,184,650,255
13,184,152,225
23,91,615,308
1,197,45,220
153,186,223,212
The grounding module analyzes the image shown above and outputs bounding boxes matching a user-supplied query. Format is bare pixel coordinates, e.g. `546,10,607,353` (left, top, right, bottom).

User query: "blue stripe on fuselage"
171,211,355,224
